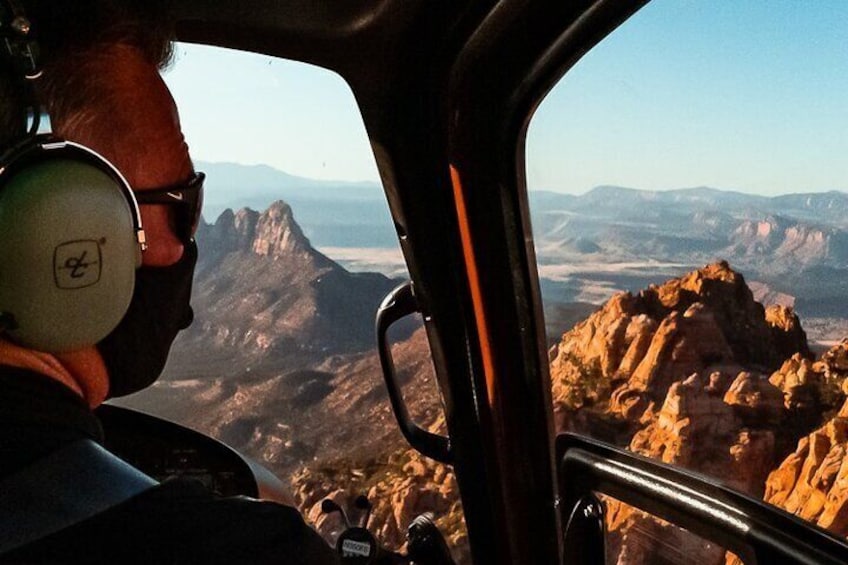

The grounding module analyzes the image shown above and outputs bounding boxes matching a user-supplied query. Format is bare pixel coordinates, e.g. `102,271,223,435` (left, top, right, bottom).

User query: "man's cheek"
139,204,185,267
98,241,197,398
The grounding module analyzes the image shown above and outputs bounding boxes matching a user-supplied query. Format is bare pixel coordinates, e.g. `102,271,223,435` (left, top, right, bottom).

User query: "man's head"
25,0,187,267
1,1,173,142
0,1,198,400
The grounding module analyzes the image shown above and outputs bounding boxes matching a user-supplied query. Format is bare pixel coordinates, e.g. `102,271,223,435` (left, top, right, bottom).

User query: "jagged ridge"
169,200,399,373
549,261,848,564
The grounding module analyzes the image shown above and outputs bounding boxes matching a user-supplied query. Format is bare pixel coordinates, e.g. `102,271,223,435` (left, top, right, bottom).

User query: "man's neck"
0,339,108,407
0,366,104,478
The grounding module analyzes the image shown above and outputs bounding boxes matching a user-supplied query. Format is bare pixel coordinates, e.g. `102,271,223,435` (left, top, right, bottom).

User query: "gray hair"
1,1,174,147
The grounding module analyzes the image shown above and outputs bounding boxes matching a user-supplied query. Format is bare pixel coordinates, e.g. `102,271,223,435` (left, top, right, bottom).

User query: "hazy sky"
164,0,848,197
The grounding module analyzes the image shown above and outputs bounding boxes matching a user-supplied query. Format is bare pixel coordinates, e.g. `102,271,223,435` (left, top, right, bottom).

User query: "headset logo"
54,240,102,289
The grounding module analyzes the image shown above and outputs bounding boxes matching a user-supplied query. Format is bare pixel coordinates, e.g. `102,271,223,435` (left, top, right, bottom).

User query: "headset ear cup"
0,158,139,352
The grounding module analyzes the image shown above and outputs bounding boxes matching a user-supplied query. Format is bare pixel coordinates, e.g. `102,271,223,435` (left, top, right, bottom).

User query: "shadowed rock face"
548,262,848,565
170,201,400,374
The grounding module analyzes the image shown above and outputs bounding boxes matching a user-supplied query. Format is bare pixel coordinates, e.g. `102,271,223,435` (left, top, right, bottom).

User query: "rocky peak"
252,200,313,259
196,200,323,269
198,208,259,259
172,199,397,369
549,265,848,565
550,262,809,427
638,261,797,367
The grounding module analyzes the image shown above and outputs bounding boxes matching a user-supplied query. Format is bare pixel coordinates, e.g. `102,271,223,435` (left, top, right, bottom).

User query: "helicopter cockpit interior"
3,1,848,564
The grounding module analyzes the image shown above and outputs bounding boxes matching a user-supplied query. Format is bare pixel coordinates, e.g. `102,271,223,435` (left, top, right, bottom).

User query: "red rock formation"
550,262,809,436
625,372,780,494
610,304,736,421
549,262,829,564
743,343,848,539
292,448,467,563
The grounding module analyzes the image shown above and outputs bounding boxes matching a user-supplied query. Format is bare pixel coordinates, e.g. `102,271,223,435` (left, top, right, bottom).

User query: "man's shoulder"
3,478,339,564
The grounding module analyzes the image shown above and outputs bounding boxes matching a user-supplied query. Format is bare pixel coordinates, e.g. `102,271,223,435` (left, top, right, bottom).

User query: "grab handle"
376,282,452,464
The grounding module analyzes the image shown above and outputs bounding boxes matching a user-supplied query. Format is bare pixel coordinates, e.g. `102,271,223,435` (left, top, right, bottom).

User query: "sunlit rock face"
550,261,809,438
722,343,848,565
293,445,465,556
549,262,848,565
763,343,848,527
728,217,832,268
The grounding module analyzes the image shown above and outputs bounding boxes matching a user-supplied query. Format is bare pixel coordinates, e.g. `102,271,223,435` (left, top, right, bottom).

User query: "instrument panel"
96,404,259,498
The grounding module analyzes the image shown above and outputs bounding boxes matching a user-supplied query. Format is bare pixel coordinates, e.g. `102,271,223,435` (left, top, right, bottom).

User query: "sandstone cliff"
550,261,809,436
549,262,843,564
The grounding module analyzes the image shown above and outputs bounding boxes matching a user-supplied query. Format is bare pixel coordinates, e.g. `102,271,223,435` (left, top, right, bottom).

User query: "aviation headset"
0,0,146,352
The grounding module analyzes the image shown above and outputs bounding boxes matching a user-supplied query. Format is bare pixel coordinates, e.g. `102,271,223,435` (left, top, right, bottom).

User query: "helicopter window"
601,496,738,564
111,43,468,562
527,1,848,563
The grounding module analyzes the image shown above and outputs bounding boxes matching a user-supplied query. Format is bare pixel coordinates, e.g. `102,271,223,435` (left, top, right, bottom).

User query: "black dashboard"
95,404,260,498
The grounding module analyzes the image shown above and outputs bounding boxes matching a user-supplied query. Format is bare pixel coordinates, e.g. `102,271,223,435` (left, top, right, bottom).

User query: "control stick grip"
406,513,456,565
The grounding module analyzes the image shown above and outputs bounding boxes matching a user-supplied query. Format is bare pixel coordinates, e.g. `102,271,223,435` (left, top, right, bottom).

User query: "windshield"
114,43,470,564
527,1,848,563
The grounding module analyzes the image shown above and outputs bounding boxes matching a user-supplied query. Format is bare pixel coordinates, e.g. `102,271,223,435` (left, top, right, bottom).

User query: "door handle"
376,282,452,464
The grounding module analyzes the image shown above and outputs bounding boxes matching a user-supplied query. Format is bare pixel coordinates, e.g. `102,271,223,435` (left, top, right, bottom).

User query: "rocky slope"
291,436,466,557
127,324,471,561
549,261,848,564
120,201,472,561
165,201,400,376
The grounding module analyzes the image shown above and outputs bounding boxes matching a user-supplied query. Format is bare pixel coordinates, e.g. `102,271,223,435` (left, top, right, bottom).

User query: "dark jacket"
0,367,340,564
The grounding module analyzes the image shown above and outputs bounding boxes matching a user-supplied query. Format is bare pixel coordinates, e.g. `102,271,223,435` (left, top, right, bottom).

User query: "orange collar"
0,339,109,408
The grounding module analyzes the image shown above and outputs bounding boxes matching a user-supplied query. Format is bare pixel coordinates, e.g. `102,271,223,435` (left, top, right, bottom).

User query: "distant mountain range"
530,185,848,268
196,161,848,318
200,161,848,256
531,185,848,226
198,162,396,248
528,185,848,318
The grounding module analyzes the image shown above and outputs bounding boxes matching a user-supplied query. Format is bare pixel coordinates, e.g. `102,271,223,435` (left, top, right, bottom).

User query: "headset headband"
0,137,147,248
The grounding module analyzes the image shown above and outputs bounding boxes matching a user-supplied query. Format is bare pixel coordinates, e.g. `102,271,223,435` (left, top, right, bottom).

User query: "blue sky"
163,45,379,183
165,0,848,197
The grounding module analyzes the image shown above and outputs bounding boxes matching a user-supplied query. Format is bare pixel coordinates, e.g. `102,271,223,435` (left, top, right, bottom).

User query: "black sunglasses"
133,172,205,244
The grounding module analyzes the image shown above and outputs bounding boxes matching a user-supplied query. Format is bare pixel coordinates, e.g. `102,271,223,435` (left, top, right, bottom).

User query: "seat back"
0,439,156,554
